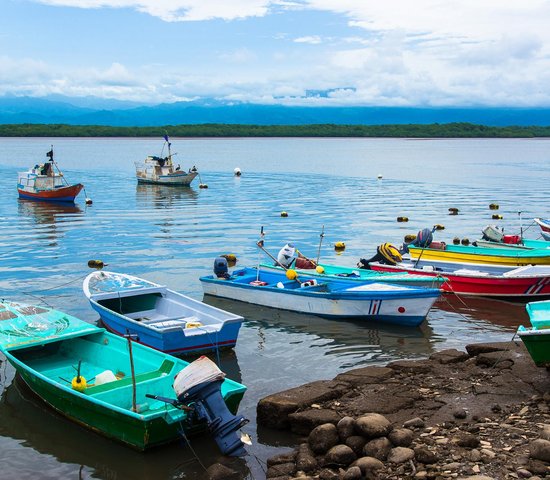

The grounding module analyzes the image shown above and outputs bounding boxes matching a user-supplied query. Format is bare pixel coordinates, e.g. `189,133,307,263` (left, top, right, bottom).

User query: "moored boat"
534,218,550,241
0,300,248,454
369,261,550,298
17,148,84,202
517,300,550,367
259,261,445,289
83,271,244,356
408,242,550,266
135,135,198,186
475,224,550,250
200,266,441,327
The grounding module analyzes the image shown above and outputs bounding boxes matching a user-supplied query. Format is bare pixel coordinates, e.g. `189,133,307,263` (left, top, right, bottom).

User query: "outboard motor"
214,256,230,279
147,356,249,456
358,243,402,269
481,224,504,242
414,228,433,248
174,357,249,456
277,243,296,268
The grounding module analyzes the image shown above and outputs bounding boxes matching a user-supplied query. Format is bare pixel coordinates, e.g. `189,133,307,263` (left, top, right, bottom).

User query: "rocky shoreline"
255,341,550,480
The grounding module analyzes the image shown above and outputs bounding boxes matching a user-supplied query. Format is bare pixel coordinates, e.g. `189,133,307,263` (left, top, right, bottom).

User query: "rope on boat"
177,422,209,473
439,290,523,378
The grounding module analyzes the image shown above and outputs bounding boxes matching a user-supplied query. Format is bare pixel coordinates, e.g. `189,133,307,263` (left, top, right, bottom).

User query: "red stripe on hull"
370,265,550,297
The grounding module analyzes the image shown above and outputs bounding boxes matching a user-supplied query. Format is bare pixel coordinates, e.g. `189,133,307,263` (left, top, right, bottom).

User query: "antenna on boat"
518,211,524,243
162,133,174,167
316,225,325,265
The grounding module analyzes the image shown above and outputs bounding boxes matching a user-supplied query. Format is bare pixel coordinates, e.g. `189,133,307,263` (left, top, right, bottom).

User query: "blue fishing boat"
83,271,243,356
0,300,248,455
200,266,441,327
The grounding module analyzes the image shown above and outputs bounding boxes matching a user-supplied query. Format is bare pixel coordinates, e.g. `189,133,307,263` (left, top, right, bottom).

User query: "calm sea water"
0,137,548,479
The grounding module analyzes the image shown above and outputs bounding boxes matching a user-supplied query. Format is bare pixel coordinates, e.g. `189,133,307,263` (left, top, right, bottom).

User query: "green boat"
517,300,550,367
0,300,248,454
259,262,446,289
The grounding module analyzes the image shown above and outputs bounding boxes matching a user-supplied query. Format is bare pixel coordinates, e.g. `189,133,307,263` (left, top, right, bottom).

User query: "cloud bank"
3,0,549,106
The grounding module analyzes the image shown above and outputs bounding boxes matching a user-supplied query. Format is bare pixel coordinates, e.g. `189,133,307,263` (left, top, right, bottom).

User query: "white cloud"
34,0,274,21
294,35,322,44
11,0,550,106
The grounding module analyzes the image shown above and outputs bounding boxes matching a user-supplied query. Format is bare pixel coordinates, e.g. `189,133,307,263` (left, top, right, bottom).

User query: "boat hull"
200,268,440,327
370,263,550,298
518,328,550,367
136,172,198,186
17,183,84,202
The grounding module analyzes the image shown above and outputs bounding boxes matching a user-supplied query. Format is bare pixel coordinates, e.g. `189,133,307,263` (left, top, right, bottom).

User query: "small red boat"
17,148,84,203
369,261,550,298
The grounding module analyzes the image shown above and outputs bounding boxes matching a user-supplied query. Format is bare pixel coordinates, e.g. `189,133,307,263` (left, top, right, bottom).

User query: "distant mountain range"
1,95,550,126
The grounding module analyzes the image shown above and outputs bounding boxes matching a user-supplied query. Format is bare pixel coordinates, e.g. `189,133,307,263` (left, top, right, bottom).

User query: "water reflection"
203,295,436,366
435,294,529,331
135,183,198,208
18,199,82,224
0,374,250,479
16,199,84,247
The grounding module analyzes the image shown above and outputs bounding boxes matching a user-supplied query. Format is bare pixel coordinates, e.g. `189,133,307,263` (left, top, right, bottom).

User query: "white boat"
200,267,441,327
135,136,198,186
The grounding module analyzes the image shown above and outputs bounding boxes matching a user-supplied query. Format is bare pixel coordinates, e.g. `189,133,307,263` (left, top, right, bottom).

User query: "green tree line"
1,122,550,137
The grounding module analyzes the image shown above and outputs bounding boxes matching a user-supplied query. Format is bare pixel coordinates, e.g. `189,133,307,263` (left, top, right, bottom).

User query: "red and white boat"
17,148,83,203
534,218,550,241
369,261,550,298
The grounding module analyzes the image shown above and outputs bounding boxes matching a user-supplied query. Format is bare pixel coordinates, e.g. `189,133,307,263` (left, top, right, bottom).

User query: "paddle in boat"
83,270,244,356
17,147,84,202
517,300,550,367
200,258,441,327
135,135,198,186
0,300,249,455
534,218,550,241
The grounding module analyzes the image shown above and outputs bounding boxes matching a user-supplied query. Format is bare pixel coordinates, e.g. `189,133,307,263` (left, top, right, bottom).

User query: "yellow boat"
408,243,550,266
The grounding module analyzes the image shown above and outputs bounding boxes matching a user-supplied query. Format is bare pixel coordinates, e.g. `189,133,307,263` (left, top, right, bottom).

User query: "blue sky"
1,0,549,107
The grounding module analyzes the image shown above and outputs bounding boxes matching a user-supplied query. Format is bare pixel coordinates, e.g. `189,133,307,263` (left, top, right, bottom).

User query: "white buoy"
234,167,242,176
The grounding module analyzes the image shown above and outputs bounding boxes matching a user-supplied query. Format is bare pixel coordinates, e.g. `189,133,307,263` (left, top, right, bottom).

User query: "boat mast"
47,146,70,186
164,133,173,167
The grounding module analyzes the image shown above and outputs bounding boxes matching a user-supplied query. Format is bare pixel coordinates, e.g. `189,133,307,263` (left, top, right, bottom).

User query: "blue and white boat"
83,271,243,356
200,267,441,327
